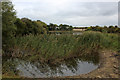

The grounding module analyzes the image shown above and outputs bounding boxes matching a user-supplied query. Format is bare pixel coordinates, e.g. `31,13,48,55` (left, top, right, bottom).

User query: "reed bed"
10,31,119,63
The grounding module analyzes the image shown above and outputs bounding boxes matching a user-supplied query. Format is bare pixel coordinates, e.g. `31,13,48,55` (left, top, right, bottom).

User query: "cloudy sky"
11,0,118,27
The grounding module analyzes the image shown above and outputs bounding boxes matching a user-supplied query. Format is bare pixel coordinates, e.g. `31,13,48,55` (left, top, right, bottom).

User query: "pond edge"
55,50,119,78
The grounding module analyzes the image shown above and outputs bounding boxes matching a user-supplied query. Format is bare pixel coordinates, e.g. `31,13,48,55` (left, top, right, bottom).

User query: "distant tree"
104,26,107,28
59,24,73,31
35,20,47,34
21,18,34,35
108,25,115,33
61,24,68,30
87,26,93,31
114,25,120,33
102,26,108,33
109,25,114,28
59,24,63,30
115,25,118,28
47,23,58,31
14,18,26,36
68,26,73,31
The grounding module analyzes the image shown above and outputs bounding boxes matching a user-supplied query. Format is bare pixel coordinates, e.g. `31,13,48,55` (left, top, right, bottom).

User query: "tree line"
15,19,74,36
47,23,73,31
86,25,120,33
2,1,73,50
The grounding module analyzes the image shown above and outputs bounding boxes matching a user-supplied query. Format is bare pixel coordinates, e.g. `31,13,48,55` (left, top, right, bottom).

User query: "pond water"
73,32,82,35
49,31,83,35
15,58,99,78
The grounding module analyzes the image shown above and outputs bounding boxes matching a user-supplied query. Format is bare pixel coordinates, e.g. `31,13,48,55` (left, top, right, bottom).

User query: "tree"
61,24,67,30
68,26,73,31
115,25,118,28
108,26,115,33
102,26,108,33
14,18,26,36
2,1,17,49
17,18,47,35
87,26,93,31
48,23,58,31
35,20,47,34
21,18,35,35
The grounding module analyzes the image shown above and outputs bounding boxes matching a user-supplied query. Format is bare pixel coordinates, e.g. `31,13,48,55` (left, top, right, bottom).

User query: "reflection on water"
73,32,82,35
16,58,98,78
49,31,82,35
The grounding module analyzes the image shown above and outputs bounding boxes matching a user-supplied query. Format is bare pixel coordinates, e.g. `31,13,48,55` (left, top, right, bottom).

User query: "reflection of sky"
76,61,98,75
11,0,118,26
16,60,98,78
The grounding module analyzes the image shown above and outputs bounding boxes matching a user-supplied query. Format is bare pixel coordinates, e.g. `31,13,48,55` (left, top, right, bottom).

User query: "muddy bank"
56,50,119,78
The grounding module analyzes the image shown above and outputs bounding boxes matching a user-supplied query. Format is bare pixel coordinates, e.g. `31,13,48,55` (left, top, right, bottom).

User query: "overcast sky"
12,0,118,27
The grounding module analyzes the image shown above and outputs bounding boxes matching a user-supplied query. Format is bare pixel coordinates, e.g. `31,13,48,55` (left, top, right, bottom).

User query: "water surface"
16,58,98,78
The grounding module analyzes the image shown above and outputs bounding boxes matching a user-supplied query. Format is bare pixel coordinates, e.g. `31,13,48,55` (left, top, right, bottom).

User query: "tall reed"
11,31,119,62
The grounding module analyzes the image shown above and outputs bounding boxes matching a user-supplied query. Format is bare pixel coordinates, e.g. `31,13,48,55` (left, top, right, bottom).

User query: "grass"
7,31,119,63
13,34,79,61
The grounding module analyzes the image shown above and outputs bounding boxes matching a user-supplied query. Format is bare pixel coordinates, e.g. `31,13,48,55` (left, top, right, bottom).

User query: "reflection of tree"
11,52,99,77
30,51,99,76
64,58,78,73
78,52,99,65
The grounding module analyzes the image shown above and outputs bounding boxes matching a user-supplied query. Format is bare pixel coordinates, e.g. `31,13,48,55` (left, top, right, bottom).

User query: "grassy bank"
4,31,119,62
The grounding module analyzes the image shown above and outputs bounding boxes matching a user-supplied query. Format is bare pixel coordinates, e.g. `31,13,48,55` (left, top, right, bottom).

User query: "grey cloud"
55,2,118,17
12,1,118,26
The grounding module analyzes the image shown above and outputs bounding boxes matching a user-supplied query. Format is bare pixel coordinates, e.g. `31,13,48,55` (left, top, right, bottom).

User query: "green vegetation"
2,1,73,52
2,2,17,49
14,18,47,36
3,31,119,77
47,23,73,31
4,31,118,63
86,25,120,33
2,1,120,78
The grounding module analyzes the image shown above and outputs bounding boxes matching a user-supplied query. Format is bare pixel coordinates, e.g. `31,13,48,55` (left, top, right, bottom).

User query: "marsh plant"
6,31,119,63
